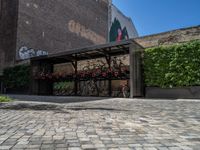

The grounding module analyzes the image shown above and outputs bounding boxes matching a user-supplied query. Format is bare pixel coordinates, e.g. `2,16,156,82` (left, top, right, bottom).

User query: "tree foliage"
3,65,30,88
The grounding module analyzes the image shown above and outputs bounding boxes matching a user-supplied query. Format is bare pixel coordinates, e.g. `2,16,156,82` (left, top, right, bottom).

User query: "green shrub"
54,82,74,91
144,40,200,88
0,96,12,102
3,65,30,89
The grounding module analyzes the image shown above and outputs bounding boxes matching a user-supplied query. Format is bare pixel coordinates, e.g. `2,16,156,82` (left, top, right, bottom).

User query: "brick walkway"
0,98,200,150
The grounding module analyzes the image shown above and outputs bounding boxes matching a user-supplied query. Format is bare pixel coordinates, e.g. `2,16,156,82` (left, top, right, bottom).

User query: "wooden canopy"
30,39,144,98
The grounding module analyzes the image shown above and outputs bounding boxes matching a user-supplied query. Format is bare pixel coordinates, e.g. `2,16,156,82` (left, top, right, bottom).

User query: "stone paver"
0,98,200,150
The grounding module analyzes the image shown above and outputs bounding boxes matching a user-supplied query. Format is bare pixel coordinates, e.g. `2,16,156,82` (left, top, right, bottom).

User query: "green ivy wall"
144,40,200,88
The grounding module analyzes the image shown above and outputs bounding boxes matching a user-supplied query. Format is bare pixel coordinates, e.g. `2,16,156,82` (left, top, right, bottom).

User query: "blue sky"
113,0,200,36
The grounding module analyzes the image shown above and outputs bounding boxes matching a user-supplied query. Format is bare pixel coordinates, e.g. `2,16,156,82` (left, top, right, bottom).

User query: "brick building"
0,0,111,74
0,0,141,74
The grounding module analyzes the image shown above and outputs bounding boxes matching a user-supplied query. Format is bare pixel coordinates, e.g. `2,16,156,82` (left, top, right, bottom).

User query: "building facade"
0,0,111,74
0,0,139,75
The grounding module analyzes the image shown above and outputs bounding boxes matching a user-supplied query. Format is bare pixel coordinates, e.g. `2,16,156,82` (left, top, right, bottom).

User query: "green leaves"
3,65,30,88
144,40,200,88
54,82,74,90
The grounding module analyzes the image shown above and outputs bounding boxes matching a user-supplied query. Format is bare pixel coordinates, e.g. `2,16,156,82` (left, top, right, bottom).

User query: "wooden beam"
78,53,93,59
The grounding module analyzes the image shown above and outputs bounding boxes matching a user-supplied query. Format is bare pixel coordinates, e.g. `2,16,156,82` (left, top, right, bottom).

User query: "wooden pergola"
30,39,144,98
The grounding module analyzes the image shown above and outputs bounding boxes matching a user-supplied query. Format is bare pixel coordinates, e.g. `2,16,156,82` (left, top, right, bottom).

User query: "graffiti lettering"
18,46,48,60
68,20,106,44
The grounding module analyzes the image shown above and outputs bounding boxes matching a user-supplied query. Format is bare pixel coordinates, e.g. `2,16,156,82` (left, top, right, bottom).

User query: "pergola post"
106,55,112,97
30,60,53,95
30,60,40,95
74,60,78,96
129,44,144,98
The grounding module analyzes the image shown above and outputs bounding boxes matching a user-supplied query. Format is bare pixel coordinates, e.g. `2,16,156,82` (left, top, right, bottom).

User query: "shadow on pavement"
5,94,112,104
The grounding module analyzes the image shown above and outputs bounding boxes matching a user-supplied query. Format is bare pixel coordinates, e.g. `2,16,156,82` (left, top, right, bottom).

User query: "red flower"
102,72,107,77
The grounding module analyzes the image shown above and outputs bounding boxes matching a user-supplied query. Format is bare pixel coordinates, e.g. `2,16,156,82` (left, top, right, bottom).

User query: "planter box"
145,86,200,99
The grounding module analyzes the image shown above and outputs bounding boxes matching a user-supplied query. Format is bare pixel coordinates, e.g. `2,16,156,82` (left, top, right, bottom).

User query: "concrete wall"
135,25,200,48
0,0,19,75
16,0,109,60
146,86,200,99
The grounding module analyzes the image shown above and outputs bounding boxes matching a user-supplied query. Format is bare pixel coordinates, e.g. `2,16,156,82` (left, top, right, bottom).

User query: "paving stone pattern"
0,99,200,150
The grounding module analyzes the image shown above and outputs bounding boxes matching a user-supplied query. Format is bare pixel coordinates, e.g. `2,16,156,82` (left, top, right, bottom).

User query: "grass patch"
0,96,13,102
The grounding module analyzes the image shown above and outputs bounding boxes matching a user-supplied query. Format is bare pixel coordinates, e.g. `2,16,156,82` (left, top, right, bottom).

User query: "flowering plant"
34,66,129,81
34,54,130,82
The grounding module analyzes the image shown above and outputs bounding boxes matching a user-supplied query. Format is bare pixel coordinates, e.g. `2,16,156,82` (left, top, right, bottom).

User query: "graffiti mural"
109,5,138,42
110,18,129,42
18,46,48,60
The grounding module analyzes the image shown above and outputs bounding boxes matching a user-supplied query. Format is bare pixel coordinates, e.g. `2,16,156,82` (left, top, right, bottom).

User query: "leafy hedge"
144,40,200,88
3,65,30,89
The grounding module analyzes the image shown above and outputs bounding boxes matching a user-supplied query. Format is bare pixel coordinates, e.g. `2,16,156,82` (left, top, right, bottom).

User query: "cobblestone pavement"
0,98,200,150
